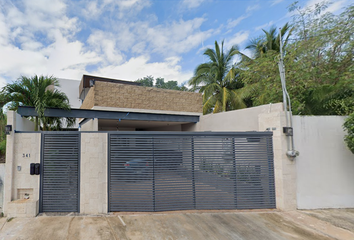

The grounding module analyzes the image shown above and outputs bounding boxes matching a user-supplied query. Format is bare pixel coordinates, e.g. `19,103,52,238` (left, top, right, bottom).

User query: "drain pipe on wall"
279,29,299,159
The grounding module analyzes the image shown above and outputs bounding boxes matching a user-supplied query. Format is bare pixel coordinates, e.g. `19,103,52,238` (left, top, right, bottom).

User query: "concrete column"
259,111,297,210
80,133,108,214
3,111,16,215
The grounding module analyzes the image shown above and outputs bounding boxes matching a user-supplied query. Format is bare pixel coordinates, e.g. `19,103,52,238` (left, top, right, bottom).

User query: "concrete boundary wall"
183,103,283,132
80,133,108,214
294,116,354,209
4,112,41,217
3,104,303,216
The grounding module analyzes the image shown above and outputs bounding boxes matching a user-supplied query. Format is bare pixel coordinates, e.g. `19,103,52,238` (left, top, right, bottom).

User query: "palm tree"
2,75,73,131
189,40,246,114
246,23,294,58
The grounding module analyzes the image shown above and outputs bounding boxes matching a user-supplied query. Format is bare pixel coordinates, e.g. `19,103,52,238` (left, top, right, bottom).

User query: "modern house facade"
77,75,202,131
2,74,353,217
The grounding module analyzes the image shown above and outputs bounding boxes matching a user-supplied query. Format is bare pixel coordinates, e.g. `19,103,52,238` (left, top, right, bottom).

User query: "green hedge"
0,140,5,156
344,113,354,154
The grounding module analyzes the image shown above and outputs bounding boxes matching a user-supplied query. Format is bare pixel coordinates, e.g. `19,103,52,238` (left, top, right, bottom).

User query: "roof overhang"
17,106,200,123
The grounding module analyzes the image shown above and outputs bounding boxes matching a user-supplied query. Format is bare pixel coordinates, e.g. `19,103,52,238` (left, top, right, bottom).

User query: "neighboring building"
57,78,81,109
56,78,81,129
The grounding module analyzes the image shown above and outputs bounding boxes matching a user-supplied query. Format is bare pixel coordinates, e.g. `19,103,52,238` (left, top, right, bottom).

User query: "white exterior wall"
184,103,283,132
57,78,81,108
15,113,35,131
294,116,354,209
80,118,98,131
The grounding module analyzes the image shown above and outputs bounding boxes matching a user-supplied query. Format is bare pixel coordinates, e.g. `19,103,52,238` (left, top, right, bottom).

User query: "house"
76,74,203,131
2,74,353,217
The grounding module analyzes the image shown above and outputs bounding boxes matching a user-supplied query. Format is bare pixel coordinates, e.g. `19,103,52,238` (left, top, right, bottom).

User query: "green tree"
189,40,246,114
344,113,354,154
2,75,74,130
136,76,187,91
136,76,154,87
239,2,354,115
246,23,294,58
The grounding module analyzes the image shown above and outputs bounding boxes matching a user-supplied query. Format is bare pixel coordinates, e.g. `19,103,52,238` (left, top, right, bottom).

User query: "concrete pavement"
1,209,354,240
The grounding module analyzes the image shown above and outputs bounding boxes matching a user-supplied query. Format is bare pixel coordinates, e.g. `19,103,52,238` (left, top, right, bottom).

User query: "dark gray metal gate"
108,132,275,212
40,133,80,212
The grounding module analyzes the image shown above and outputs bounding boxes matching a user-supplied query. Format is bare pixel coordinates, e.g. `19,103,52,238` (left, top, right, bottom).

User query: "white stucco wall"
294,116,354,209
57,78,81,108
183,103,283,132
80,118,98,131
15,113,35,131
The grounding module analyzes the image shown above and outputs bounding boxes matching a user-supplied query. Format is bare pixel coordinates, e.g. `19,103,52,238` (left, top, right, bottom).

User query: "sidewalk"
0,209,353,240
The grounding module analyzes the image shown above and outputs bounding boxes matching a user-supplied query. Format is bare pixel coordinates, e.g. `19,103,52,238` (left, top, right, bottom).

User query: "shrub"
343,113,354,154
0,140,6,156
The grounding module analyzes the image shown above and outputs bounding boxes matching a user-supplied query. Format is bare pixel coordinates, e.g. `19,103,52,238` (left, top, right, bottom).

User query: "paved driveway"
1,209,354,240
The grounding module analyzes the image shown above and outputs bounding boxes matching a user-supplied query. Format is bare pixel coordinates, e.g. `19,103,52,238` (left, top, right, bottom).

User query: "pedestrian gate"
40,133,80,212
108,132,275,212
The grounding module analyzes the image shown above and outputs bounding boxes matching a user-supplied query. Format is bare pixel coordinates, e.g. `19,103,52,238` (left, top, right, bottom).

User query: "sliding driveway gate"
108,132,275,212
40,133,80,212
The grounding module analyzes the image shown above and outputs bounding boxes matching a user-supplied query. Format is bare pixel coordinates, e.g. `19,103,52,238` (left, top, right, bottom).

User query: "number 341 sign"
23,153,31,158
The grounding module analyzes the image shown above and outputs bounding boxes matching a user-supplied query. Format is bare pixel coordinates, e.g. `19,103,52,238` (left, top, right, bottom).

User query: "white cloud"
94,56,193,84
225,31,250,49
87,30,125,64
181,0,206,9
0,77,7,90
144,18,215,56
82,0,151,19
0,0,214,87
324,0,347,13
255,21,274,31
246,4,260,13
305,0,347,13
0,1,99,82
271,0,284,6
227,15,249,29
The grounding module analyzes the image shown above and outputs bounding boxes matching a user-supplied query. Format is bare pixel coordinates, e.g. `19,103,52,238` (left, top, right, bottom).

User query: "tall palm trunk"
222,87,227,112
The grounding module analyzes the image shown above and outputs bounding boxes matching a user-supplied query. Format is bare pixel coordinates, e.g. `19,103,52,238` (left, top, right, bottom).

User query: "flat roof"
17,106,200,123
79,74,140,96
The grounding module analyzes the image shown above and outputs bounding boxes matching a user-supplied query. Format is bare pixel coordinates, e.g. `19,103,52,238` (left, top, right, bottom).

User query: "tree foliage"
189,40,246,114
136,76,188,91
2,75,74,131
237,2,354,115
344,113,354,154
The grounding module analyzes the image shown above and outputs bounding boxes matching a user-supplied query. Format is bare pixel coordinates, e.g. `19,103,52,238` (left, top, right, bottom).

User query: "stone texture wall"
80,133,108,214
11,133,41,201
81,82,202,113
81,87,95,109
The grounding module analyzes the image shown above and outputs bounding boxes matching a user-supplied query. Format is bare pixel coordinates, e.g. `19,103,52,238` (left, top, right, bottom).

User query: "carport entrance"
40,133,80,212
108,132,275,212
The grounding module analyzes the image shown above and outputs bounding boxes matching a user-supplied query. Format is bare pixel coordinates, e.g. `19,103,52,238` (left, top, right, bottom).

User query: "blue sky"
0,0,350,87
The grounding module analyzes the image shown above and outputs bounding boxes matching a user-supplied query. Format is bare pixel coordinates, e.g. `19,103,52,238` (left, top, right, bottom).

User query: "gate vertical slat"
267,135,276,208
152,138,156,212
232,137,237,208
108,132,275,212
40,133,80,213
191,137,196,209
